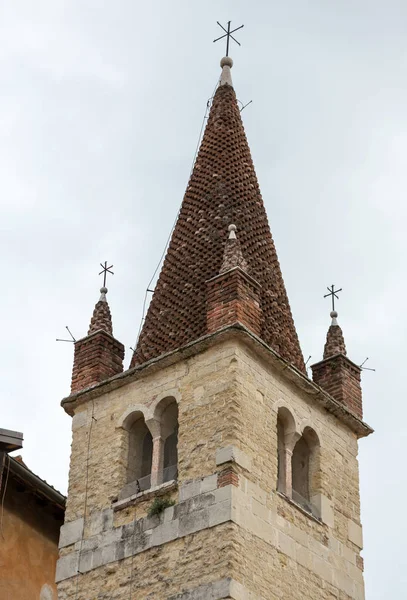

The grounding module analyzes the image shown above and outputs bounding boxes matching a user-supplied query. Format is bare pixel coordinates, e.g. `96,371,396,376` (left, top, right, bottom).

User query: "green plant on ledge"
147,496,175,518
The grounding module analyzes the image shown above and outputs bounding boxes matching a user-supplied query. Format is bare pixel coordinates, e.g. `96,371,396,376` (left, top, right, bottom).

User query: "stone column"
150,436,164,487
284,448,293,498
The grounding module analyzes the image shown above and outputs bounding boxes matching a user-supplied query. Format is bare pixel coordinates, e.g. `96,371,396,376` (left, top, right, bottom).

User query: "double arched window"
277,407,321,518
121,396,179,494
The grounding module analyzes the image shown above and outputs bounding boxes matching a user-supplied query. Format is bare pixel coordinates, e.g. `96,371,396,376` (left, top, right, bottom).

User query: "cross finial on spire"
99,261,114,286
214,21,244,57
98,261,114,301
324,284,342,313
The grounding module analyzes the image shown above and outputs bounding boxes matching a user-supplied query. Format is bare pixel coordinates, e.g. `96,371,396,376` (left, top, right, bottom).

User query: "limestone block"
216,445,251,471
168,578,231,599
88,508,113,536
179,508,209,537
312,555,333,585
55,552,79,582
308,537,330,561
78,550,93,573
72,410,88,431
295,543,312,569
151,518,179,546
77,536,99,553
213,485,233,504
59,518,84,549
180,479,204,501
276,530,296,560
246,480,267,505
252,498,269,522
200,474,218,493
163,504,175,523
333,568,354,597
348,519,363,549
209,499,232,527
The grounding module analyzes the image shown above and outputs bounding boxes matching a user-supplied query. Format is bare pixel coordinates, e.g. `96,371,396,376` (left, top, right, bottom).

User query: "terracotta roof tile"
131,72,305,373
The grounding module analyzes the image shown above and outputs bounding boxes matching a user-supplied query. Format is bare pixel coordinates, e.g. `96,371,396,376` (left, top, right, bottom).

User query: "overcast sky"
1,1,406,597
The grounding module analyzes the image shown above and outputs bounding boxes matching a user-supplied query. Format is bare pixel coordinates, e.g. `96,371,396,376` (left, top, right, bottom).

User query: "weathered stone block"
348,519,363,549
59,518,84,549
179,508,209,537
216,445,251,471
55,552,79,582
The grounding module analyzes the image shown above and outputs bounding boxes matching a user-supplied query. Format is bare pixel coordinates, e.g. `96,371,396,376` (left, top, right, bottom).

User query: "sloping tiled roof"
131,63,305,373
7,455,66,509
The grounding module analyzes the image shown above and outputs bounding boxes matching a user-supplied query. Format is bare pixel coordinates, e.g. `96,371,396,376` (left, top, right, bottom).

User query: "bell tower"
57,51,372,600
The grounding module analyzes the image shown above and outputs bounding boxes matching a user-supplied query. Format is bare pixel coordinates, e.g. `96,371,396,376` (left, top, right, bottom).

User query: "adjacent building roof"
2,454,66,512
131,59,305,373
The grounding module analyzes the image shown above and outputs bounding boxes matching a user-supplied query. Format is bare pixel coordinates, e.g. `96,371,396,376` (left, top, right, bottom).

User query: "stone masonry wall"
58,523,237,600
59,333,366,599
63,341,239,523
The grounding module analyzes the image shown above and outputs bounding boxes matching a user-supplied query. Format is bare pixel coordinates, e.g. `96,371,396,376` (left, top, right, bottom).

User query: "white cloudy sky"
1,1,406,597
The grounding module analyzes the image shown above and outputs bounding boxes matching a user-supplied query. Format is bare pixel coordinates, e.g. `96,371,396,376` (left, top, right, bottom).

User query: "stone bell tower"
57,54,372,600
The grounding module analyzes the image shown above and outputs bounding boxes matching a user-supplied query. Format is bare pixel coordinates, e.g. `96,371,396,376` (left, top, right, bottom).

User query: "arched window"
154,397,178,484
127,414,153,491
161,400,178,483
291,427,320,516
292,436,310,500
276,407,296,494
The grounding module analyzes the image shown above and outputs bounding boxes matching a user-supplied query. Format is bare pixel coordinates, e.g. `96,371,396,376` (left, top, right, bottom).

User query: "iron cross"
213,21,244,57
324,285,342,312
99,261,114,287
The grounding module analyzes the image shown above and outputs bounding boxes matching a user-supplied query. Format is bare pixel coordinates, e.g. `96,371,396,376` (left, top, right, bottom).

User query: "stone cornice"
311,352,362,372
61,324,373,438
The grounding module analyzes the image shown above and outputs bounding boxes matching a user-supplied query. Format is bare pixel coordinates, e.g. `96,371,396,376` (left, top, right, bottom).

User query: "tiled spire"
131,57,305,373
71,286,124,394
323,311,347,358
88,287,113,335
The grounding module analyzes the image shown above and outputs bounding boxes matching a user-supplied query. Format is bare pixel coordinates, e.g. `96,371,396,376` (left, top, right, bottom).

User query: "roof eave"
4,455,66,510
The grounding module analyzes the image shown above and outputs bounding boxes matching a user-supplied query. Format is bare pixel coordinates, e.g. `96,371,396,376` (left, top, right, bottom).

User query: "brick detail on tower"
71,331,124,394
311,355,362,419
206,267,262,336
71,289,124,394
311,314,362,419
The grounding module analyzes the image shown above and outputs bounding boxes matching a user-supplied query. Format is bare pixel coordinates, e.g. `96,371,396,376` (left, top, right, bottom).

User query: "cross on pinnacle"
99,261,114,288
324,284,342,312
214,21,244,57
